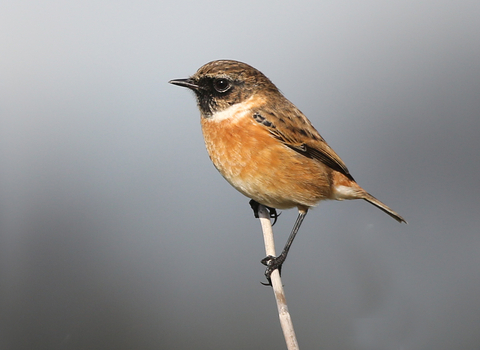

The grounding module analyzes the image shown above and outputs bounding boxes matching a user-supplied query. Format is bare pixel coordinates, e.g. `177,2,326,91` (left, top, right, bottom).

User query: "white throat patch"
209,97,255,122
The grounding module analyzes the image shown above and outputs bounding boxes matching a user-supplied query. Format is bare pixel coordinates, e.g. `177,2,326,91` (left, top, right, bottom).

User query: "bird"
169,59,406,283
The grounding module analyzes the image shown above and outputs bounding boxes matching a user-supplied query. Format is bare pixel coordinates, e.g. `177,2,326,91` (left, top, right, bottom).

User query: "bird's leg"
249,199,280,226
261,210,308,286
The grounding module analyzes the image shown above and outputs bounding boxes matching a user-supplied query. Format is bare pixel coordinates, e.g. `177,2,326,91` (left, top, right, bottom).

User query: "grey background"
1,1,479,349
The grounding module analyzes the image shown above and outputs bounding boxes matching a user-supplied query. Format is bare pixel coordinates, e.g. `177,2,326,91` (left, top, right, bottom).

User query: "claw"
260,279,272,287
249,200,281,225
260,254,285,286
266,206,280,226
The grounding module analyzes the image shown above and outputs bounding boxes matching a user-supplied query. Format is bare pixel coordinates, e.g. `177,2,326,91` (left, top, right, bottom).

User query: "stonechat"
169,60,406,282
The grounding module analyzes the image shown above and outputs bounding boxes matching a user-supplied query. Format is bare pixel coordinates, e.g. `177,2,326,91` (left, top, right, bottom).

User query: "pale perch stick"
257,205,299,350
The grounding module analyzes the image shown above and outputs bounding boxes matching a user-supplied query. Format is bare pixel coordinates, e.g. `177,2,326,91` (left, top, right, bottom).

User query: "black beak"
168,78,199,90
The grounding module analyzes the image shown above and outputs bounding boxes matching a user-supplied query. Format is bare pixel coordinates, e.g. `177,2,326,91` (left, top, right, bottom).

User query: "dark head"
169,60,279,117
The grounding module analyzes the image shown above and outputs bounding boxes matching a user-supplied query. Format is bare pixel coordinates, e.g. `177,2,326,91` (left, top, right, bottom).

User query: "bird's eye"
213,78,231,93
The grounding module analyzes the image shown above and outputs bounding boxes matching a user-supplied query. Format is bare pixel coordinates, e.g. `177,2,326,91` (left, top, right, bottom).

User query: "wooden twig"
257,205,299,350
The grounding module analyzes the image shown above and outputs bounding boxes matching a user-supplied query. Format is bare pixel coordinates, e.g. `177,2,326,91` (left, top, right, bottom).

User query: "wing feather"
251,106,355,182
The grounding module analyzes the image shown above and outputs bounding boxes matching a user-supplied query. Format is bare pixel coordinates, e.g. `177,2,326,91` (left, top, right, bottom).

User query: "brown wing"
252,102,355,182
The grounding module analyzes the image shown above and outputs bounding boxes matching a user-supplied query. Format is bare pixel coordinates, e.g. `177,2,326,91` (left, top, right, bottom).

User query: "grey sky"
1,1,479,349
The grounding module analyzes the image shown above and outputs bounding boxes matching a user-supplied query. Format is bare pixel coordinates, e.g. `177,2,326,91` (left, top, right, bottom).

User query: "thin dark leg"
261,210,308,285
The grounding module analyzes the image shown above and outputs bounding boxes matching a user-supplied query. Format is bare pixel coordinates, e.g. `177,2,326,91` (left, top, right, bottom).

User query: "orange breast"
200,110,335,209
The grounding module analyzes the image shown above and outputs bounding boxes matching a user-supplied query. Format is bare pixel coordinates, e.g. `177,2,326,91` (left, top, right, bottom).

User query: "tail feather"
363,193,407,224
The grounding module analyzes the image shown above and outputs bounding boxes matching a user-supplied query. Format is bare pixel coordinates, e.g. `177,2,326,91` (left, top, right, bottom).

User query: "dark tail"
363,193,407,223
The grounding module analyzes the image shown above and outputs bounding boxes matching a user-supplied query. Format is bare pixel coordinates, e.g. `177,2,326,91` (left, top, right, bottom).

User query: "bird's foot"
260,253,286,286
249,200,280,226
